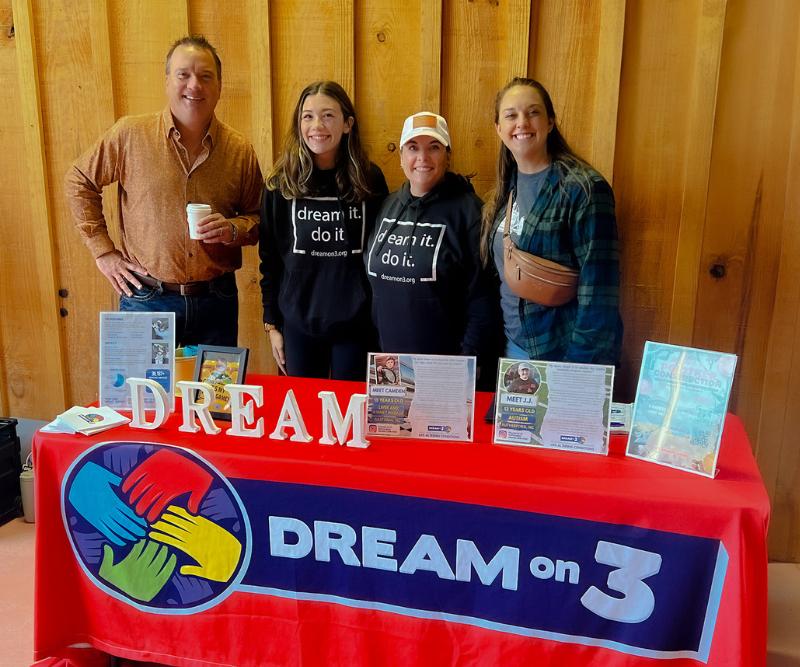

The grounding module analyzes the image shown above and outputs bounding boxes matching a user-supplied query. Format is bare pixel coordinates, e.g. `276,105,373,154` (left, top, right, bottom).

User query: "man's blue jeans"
120,273,238,346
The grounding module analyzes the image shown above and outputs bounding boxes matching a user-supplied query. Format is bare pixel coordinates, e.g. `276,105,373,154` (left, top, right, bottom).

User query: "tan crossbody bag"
502,191,579,306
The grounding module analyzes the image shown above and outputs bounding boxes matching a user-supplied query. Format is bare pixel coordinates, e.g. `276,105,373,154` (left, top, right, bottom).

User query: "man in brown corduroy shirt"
65,35,262,346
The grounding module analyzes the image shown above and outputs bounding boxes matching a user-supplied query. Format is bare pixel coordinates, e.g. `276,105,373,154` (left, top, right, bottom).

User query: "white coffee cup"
186,203,212,240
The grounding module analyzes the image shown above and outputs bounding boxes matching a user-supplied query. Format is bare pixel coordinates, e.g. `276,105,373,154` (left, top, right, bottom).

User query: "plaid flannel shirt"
505,160,622,366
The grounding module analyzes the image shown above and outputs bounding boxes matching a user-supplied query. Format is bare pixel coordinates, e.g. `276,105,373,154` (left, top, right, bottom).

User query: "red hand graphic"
122,449,212,522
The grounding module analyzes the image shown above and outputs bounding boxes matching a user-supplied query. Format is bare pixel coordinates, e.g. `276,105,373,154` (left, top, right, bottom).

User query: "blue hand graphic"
103,445,141,477
68,461,147,546
199,488,237,522
171,574,214,605
103,444,152,477
73,529,107,565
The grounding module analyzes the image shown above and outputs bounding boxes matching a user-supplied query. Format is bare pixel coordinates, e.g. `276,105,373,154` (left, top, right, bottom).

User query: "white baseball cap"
400,112,451,148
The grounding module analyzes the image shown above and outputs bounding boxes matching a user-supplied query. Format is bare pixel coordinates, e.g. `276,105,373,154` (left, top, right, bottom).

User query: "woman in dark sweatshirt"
259,81,387,379
365,112,496,371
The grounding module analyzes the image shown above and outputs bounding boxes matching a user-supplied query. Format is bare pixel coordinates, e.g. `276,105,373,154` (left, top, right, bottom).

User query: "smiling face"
165,45,221,133
495,85,554,173
400,135,449,196
300,93,353,169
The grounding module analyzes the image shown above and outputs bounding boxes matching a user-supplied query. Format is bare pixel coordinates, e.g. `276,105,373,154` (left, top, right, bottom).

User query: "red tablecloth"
33,375,769,667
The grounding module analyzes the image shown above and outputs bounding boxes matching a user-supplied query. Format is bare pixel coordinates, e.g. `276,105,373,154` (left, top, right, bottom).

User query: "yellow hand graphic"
148,505,241,582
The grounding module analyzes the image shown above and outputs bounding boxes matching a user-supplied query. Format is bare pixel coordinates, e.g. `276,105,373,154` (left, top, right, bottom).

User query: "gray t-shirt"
493,167,550,349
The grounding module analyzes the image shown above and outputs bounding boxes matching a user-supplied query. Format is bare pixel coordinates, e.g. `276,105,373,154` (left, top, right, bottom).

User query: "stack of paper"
41,406,130,436
610,403,632,433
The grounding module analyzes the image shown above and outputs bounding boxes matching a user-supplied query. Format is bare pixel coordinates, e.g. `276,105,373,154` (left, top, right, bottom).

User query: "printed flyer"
626,341,737,477
493,359,614,455
366,353,475,441
99,312,176,410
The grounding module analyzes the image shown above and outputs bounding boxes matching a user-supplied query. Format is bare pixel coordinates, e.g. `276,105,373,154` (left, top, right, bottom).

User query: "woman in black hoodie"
365,112,495,369
259,81,387,379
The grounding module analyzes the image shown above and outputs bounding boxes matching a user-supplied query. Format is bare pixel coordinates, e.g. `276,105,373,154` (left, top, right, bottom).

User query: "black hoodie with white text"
365,172,495,359
259,164,388,336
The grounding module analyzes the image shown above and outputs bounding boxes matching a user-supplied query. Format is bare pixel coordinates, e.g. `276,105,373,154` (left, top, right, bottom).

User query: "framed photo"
192,345,249,420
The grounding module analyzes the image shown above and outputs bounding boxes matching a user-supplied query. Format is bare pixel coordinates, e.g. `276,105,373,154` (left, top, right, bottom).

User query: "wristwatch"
229,223,238,243
264,323,279,333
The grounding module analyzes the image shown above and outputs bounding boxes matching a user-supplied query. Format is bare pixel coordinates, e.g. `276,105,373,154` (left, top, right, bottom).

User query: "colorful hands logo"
61,443,251,614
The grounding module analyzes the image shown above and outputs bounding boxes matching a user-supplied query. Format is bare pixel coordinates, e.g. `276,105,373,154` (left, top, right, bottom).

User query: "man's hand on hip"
96,251,149,297
196,213,235,244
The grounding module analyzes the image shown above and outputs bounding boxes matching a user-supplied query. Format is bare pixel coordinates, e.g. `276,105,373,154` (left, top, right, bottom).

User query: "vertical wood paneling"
529,0,624,181
507,0,531,79
35,0,119,407
758,58,800,555
355,1,441,190
668,0,727,347
419,1,442,114
693,0,800,444
530,1,602,166
441,0,527,196
86,0,121,287
0,0,26,417
244,0,276,374
0,347,7,417
240,0,275,170
7,0,68,418
107,0,188,117
613,1,720,399
590,0,625,181
189,0,276,376
269,0,354,161
87,0,116,115
732,0,800,561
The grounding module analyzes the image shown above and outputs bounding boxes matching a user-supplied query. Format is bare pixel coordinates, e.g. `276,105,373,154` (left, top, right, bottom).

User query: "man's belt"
136,273,213,296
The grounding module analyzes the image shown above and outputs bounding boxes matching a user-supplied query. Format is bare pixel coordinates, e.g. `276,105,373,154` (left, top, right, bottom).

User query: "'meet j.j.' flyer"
494,359,614,455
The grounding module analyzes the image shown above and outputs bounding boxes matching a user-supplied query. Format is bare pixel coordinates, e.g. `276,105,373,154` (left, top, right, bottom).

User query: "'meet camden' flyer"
627,341,737,477
366,353,475,442
493,359,614,456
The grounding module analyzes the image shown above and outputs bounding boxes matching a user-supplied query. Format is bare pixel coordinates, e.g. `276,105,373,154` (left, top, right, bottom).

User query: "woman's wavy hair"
267,81,375,202
480,77,586,262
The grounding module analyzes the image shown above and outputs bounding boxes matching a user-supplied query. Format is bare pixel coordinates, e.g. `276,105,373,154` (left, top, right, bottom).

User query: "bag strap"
503,190,514,236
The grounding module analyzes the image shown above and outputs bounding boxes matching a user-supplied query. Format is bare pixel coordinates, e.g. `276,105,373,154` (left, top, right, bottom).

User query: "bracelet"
229,223,238,243
264,323,279,333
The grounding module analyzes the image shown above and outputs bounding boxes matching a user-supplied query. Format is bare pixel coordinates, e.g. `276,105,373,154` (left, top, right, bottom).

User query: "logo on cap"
400,111,451,148
413,114,438,129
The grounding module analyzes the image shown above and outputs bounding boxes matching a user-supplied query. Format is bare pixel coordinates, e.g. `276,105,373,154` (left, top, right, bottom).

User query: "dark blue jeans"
119,273,238,346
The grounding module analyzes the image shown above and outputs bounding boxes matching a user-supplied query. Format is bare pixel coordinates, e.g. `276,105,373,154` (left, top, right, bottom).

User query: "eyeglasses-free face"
495,84,554,173
300,93,354,169
165,45,221,132
400,135,449,197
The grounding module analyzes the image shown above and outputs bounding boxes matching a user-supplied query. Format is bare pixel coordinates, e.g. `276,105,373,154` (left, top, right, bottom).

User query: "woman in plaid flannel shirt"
481,77,622,367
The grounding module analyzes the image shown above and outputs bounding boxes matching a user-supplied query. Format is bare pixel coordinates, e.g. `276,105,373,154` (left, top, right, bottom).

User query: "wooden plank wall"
1,0,798,560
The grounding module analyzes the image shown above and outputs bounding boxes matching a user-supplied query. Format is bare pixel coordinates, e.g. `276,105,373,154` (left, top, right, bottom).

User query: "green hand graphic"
99,539,176,602
149,505,242,582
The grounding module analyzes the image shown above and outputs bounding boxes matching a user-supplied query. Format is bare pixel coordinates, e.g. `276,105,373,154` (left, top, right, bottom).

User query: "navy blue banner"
234,480,727,662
